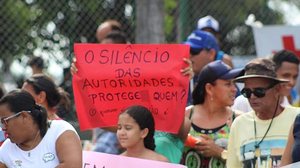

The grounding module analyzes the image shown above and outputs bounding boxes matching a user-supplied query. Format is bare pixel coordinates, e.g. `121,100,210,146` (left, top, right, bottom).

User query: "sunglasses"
190,48,209,56
241,85,274,98
0,111,31,128
190,49,202,56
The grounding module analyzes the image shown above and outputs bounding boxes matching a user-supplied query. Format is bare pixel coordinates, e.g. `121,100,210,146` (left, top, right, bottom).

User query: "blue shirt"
93,128,120,154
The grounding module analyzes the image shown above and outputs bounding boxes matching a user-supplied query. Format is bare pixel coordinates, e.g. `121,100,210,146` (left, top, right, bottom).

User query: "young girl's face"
117,113,146,149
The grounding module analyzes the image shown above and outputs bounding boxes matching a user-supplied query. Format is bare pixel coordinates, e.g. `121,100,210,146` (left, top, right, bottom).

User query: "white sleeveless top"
0,120,77,168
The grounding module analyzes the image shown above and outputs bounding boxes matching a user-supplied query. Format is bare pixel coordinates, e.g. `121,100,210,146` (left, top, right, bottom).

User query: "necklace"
253,97,279,157
28,130,40,157
18,130,40,157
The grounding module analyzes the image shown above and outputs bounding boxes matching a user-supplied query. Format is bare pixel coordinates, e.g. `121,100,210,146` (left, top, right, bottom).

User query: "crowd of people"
0,15,299,168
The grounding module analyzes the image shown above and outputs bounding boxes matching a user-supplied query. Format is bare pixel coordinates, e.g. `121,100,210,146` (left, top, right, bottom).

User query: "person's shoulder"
231,111,254,128
185,105,194,118
152,151,169,162
49,119,73,127
48,120,77,135
0,138,13,150
284,106,300,116
232,109,244,117
236,110,253,119
232,95,252,113
285,105,300,111
144,149,169,162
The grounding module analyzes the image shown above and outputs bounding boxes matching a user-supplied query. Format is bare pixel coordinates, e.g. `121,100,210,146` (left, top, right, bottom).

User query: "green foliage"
0,0,135,139
172,0,284,55
0,0,35,61
0,0,294,63
0,0,134,64
164,0,177,42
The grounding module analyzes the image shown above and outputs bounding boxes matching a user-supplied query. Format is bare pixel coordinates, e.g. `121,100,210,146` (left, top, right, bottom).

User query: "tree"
136,0,165,43
0,0,135,69
165,0,284,55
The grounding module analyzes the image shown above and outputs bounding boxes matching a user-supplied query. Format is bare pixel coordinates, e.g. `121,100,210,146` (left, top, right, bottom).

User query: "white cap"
197,15,219,32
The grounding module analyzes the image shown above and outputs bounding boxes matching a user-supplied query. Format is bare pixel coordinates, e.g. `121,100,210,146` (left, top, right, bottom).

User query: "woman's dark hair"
121,105,156,150
0,89,48,137
24,74,67,109
192,80,216,105
56,87,71,118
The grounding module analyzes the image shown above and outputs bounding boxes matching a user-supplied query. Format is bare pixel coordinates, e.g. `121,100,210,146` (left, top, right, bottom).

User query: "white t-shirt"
0,120,77,168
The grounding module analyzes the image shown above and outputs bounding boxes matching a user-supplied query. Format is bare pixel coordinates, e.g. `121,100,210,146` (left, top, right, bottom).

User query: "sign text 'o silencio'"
73,44,190,133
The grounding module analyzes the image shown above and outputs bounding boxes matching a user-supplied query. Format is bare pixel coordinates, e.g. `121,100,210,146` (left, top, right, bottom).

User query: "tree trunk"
135,0,164,43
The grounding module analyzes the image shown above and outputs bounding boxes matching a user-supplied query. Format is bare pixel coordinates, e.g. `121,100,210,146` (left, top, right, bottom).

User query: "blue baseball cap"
184,30,219,53
198,60,244,83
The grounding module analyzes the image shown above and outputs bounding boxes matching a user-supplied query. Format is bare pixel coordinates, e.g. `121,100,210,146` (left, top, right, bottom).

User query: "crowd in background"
0,14,300,168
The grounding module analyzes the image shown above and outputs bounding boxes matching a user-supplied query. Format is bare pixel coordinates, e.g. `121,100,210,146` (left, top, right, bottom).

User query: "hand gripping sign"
73,44,190,133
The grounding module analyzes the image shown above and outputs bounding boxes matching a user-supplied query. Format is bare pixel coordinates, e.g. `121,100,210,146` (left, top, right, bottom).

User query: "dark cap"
192,60,243,105
198,60,243,83
234,58,288,83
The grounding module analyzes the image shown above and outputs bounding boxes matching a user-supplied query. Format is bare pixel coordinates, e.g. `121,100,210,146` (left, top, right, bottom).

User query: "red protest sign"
73,44,190,133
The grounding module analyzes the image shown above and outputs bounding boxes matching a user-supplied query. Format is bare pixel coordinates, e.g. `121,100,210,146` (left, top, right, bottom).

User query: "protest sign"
83,151,187,168
73,44,190,133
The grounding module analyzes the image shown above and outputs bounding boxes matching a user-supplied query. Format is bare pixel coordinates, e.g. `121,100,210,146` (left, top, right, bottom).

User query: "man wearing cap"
185,30,220,76
197,15,233,68
184,30,220,106
185,30,237,106
232,49,300,112
227,58,300,168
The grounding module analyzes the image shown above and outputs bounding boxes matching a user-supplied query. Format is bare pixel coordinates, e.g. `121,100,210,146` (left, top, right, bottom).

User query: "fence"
0,0,297,139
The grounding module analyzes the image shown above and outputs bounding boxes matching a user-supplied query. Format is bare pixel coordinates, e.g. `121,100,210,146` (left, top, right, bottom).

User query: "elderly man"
227,58,300,167
232,50,300,112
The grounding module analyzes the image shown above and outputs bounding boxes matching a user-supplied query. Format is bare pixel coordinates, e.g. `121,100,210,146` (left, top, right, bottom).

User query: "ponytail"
30,104,48,137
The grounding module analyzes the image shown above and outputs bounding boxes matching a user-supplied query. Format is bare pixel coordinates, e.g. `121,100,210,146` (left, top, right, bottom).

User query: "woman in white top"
0,90,82,168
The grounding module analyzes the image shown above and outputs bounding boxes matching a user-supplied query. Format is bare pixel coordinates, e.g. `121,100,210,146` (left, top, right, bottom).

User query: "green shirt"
154,131,184,163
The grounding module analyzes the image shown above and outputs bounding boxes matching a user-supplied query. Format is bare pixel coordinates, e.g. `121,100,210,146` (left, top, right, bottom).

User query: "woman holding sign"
182,60,243,168
0,90,82,167
117,105,169,162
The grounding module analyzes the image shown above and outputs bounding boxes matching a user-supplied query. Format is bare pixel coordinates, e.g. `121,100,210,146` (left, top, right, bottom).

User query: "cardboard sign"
253,25,300,57
83,151,187,168
73,44,190,133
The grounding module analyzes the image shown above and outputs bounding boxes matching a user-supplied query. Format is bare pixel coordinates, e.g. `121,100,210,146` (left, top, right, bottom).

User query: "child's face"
117,113,146,148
